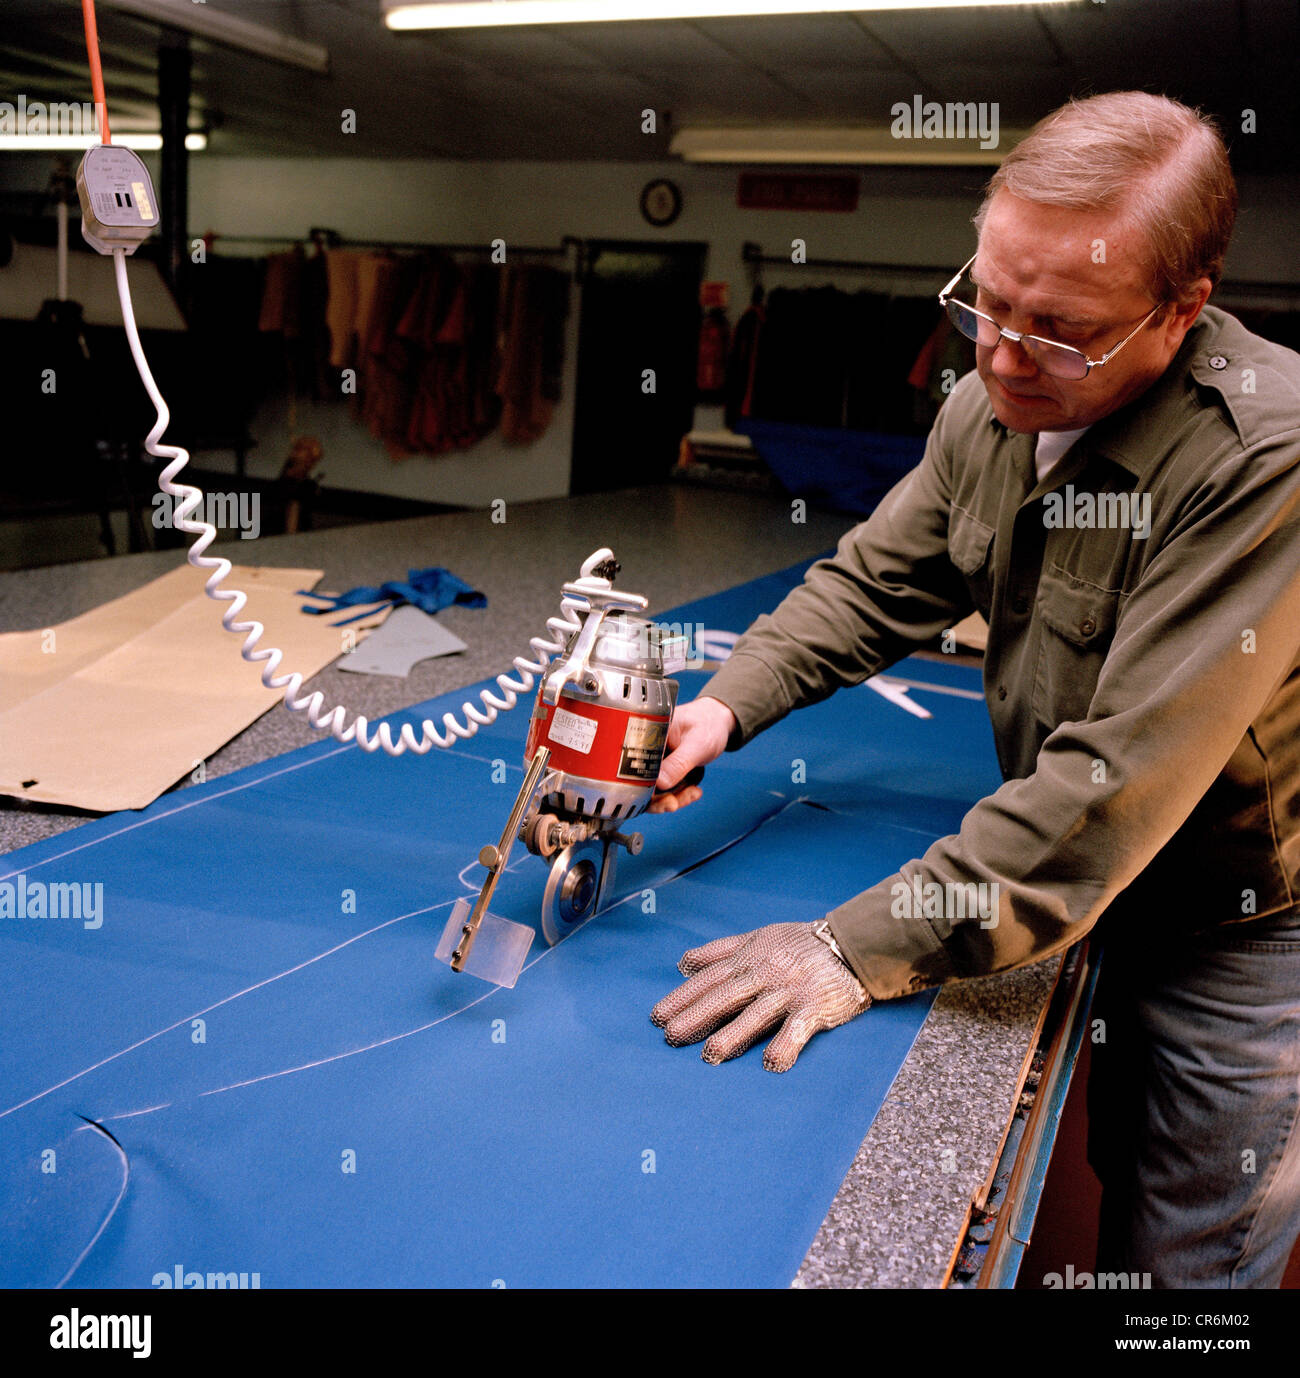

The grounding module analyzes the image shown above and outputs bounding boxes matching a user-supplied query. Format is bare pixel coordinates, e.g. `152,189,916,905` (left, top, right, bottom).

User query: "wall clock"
640,178,683,228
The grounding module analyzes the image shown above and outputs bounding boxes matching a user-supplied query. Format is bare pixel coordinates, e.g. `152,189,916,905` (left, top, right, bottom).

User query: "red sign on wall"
699,280,729,309
737,173,860,212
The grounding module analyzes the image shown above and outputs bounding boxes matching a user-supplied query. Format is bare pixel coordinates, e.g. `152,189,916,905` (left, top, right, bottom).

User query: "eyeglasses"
938,254,1162,381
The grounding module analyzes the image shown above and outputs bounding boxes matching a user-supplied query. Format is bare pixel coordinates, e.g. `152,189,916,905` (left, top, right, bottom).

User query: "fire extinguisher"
697,287,731,398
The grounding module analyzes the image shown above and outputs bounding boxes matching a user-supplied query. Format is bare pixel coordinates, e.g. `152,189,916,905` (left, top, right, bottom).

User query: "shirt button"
997,685,1008,701
1079,616,1097,636
1012,595,1029,615
1208,354,1228,370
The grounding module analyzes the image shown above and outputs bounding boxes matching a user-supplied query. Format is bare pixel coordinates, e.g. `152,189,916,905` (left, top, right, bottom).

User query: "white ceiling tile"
778,67,936,117
525,68,660,107
907,64,1073,120
691,14,895,68
858,6,1062,67
1038,0,1240,66
415,27,606,69
554,20,742,67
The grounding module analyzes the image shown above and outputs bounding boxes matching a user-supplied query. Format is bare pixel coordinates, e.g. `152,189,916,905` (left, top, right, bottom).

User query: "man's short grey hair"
973,91,1237,305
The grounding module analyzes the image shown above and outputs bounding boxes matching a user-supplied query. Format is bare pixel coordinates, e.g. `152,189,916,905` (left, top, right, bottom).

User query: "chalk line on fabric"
78,1101,174,1124
82,797,805,1121
0,901,453,1122
57,1116,130,1289
457,853,530,892
0,744,352,886
0,738,513,886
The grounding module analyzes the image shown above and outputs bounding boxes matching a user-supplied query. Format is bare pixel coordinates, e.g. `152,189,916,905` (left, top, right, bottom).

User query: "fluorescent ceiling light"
386,0,1074,29
0,132,207,151
97,0,330,73
671,126,1019,165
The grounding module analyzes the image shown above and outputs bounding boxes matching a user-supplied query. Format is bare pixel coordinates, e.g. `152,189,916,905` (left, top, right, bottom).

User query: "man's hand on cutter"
647,696,735,813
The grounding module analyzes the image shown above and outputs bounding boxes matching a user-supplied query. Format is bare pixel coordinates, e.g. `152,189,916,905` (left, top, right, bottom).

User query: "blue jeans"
1087,904,1300,1288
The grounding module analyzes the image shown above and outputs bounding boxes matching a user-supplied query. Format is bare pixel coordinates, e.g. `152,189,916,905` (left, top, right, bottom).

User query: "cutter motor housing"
529,620,692,821
523,611,688,853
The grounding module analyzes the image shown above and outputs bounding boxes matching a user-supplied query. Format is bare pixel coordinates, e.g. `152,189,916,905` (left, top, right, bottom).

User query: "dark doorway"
570,240,707,495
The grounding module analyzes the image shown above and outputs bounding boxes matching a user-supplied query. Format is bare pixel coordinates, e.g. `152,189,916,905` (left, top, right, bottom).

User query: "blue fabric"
298,567,487,626
736,419,925,516
0,558,1002,1288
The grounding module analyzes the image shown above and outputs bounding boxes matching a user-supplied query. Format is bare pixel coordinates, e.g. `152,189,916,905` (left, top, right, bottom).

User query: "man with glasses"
650,91,1300,1287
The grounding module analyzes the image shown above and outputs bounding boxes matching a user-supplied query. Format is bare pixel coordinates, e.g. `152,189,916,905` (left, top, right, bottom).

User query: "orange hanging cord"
80,0,111,144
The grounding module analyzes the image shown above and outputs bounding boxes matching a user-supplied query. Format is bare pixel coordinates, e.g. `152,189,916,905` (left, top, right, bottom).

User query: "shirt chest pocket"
1032,565,1121,727
948,505,997,619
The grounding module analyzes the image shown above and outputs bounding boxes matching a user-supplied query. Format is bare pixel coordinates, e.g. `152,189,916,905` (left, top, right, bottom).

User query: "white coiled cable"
112,247,612,757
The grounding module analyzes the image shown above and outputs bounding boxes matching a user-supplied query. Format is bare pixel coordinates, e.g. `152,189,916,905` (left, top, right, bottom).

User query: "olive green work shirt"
702,306,1300,1001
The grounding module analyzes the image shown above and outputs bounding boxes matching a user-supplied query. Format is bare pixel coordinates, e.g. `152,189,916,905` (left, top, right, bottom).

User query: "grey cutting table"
0,484,1063,1288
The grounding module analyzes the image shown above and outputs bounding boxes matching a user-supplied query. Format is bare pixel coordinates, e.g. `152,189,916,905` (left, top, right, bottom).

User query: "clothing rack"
204,228,584,268
740,241,953,306
742,240,1300,311
1213,278,1300,312
742,240,953,278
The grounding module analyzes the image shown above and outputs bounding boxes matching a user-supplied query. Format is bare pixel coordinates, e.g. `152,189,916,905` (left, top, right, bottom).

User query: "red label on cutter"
527,695,670,784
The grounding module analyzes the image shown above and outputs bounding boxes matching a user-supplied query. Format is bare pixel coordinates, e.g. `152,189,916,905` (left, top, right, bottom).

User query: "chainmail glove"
650,921,871,1073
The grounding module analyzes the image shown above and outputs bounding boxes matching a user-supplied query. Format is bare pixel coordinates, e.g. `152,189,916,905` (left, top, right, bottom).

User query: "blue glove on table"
298,567,487,625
